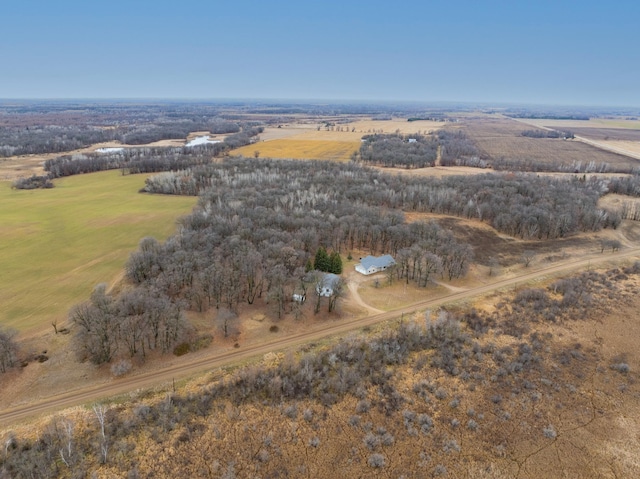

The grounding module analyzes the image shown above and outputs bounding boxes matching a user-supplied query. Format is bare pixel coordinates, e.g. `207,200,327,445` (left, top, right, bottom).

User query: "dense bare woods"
359,133,438,168
146,158,619,239
67,159,474,364
66,158,623,367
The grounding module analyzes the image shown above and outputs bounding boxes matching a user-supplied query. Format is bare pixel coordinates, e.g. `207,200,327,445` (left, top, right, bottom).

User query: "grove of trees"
521,129,574,139
71,159,477,365
70,284,187,365
0,327,19,373
359,134,438,168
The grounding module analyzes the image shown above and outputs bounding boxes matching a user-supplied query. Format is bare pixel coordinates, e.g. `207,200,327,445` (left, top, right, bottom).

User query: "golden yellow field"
231,118,444,161
232,139,361,161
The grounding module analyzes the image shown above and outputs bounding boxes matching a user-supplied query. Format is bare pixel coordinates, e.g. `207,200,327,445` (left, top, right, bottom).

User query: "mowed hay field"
0,171,196,334
464,117,639,170
231,118,444,161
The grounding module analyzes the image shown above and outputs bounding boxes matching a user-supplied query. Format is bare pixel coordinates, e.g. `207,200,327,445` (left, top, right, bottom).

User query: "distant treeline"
407,116,449,122
37,128,262,182
507,114,590,120
0,119,248,157
490,158,630,174
521,129,574,139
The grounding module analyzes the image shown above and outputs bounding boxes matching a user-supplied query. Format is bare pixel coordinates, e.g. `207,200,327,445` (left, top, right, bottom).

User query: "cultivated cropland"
1,100,640,478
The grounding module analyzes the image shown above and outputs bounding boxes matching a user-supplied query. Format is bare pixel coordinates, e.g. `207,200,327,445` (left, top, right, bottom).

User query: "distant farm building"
355,255,396,275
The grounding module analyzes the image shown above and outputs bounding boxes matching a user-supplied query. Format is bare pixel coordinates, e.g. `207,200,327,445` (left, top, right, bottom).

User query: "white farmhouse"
355,255,396,275
316,273,341,297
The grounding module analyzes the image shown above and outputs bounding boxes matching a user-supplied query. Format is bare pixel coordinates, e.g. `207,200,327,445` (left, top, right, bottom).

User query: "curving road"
2,247,639,427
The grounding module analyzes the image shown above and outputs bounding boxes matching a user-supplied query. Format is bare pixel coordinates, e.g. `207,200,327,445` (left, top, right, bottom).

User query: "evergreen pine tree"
314,247,329,272
329,251,343,274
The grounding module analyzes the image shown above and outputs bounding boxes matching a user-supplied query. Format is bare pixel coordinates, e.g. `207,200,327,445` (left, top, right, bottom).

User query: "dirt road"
2,247,639,427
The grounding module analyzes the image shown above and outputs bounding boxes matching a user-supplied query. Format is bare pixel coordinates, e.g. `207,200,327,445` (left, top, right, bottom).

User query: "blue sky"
2,0,638,106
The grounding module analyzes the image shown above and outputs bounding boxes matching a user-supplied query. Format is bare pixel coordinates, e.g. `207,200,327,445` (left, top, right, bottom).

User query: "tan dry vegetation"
559,127,640,142
464,117,639,171
4,268,640,478
255,125,316,141
592,139,640,157
347,118,444,135
599,193,640,211
521,118,640,130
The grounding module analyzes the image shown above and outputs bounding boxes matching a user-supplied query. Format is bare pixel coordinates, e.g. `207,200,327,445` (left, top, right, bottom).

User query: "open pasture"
0,171,196,334
464,117,638,171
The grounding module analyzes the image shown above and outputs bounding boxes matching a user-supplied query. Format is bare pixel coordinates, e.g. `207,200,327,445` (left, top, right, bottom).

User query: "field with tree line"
58,156,632,370
0,171,196,334
463,117,640,173
8,127,263,190
2,263,639,477
0,102,248,157
68,159,474,366
3,100,640,478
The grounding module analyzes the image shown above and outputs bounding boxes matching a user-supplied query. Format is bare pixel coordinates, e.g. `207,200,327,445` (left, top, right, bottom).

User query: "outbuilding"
355,255,396,275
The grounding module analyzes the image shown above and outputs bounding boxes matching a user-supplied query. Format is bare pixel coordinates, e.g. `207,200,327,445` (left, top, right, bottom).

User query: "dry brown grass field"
562,128,640,142
522,118,640,130
513,121,640,160
464,117,639,171
4,265,640,478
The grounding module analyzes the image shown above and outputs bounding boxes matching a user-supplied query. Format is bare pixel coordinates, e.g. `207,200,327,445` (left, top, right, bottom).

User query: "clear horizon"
3,1,639,106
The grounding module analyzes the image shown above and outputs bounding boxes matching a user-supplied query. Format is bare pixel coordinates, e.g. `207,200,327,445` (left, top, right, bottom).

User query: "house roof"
360,255,395,270
321,272,341,287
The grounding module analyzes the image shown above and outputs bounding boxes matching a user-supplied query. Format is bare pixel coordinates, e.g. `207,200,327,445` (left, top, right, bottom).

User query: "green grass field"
0,171,196,334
